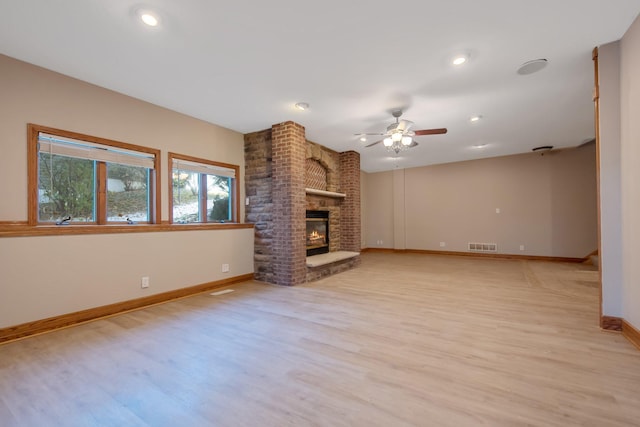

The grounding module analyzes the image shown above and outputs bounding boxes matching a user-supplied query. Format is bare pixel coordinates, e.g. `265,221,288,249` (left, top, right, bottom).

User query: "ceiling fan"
357,110,447,154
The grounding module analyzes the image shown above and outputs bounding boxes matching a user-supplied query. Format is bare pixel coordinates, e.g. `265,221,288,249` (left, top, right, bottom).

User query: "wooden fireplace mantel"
305,188,346,199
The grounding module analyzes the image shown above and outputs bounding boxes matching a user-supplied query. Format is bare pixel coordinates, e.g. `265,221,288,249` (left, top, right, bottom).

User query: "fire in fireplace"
306,210,329,256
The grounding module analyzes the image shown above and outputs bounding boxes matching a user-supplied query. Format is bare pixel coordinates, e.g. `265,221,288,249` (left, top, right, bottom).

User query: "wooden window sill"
0,222,254,238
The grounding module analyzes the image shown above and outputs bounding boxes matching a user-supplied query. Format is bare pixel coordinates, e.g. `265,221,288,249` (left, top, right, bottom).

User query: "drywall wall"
393,169,406,250
0,54,253,328
598,42,623,317
360,170,368,248
0,54,245,220
0,229,254,327
364,147,597,258
363,170,395,249
620,13,640,329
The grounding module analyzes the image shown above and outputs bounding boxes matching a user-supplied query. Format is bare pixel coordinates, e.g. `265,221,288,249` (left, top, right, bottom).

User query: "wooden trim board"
601,316,623,331
360,248,396,254
593,47,606,338
622,319,640,351
362,247,587,263
0,222,254,238
0,273,254,344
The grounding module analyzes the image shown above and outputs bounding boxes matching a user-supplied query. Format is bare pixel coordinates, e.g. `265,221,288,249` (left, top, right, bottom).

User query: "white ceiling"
1,1,639,172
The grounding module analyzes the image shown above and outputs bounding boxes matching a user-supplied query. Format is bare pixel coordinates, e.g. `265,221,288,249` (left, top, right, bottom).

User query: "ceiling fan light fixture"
294,102,309,111
361,109,446,154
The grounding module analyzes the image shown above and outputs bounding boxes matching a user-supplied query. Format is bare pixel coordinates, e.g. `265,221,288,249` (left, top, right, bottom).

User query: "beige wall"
598,42,623,317
393,169,406,250
364,147,597,258
363,170,395,249
360,170,368,247
0,54,245,220
0,54,253,328
0,230,254,327
620,14,640,329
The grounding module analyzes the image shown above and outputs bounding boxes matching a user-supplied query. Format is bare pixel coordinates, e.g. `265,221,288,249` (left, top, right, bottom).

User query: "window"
169,152,239,224
28,124,160,225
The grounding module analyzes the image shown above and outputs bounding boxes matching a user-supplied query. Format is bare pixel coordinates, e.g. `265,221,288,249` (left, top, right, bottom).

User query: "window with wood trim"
169,152,239,224
28,124,160,225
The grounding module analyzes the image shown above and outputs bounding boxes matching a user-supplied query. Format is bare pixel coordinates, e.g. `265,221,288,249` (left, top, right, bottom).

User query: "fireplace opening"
306,210,329,256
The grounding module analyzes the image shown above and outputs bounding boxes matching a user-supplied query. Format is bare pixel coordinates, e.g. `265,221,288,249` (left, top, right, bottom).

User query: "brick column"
244,129,274,283
339,151,361,252
271,121,307,286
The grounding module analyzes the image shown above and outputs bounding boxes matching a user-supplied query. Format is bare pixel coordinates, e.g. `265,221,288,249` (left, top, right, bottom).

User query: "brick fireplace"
306,210,329,256
244,121,361,286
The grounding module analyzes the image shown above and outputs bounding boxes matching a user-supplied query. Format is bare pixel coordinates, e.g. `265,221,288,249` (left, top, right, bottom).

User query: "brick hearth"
244,121,361,286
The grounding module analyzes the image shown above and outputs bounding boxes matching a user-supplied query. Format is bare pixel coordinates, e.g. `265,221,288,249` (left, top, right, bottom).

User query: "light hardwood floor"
1,253,639,426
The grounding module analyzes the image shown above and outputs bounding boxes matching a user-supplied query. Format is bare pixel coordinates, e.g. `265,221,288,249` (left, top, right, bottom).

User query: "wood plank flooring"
1,252,639,426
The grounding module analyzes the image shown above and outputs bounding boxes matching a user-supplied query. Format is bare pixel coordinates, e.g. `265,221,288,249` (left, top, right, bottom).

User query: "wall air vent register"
468,242,498,252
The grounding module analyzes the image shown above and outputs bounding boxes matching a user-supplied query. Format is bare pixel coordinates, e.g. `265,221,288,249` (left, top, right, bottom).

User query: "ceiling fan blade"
365,140,383,148
414,128,448,136
354,132,384,136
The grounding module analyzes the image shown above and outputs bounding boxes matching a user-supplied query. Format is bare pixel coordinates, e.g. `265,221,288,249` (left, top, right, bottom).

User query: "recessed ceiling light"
453,56,467,66
134,7,161,27
295,102,309,111
360,136,367,142
470,115,482,122
141,13,159,27
473,144,488,149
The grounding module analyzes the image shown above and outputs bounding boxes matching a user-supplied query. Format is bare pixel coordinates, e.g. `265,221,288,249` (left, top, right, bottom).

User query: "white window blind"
38,133,155,169
173,159,236,179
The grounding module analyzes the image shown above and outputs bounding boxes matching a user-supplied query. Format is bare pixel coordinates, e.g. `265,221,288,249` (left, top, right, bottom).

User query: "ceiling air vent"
468,242,498,252
517,59,548,75
532,145,553,155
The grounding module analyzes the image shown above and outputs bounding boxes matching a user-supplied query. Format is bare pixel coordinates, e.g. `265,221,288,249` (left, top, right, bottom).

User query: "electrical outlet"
496,208,501,214
222,264,230,273
141,276,150,288
440,242,446,247
520,245,525,251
